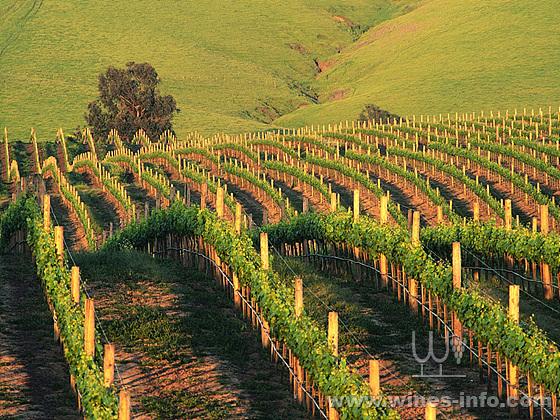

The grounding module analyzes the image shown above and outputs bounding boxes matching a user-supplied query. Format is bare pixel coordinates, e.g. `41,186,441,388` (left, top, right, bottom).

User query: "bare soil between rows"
0,254,78,419
76,250,308,419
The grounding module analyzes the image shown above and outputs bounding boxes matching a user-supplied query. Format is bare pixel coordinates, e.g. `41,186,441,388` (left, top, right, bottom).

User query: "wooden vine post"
411,211,420,246
508,285,520,413
43,194,51,231
540,205,553,299
353,189,359,222
260,232,269,270
541,204,549,234
233,273,241,309
330,192,337,212
504,199,512,229
234,203,242,234
118,390,130,420
379,195,389,288
84,298,95,357
379,254,388,289
452,242,463,359
328,399,339,420
328,311,338,357
425,402,437,420
103,344,115,386
71,266,80,303
369,359,380,397
408,212,421,312
380,195,388,224
54,226,64,262
295,277,303,317
216,186,224,218
473,201,480,222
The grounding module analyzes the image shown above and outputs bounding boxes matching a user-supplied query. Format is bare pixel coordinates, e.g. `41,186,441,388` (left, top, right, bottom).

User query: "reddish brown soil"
0,254,78,419
47,184,89,252
81,256,308,419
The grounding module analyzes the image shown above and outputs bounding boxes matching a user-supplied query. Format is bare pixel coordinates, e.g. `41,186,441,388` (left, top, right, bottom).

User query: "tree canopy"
358,104,399,124
85,62,179,141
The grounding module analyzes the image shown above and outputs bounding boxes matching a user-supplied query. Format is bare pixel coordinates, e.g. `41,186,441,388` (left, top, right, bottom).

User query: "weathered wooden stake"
71,266,80,304
84,298,95,357
353,189,360,222
328,398,339,420
380,196,388,224
295,277,303,317
330,192,337,212
452,242,461,290
260,232,269,270
543,262,553,300
541,204,549,234
425,402,437,420
216,186,224,218
409,278,418,312
233,273,241,309
54,226,64,262
43,194,51,231
411,211,420,246
452,242,463,359
302,197,309,213
369,359,380,397
103,343,115,386
504,199,512,230
508,285,520,412
118,390,130,420
473,201,480,222
380,254,388,288
328,311,338,356
235,203,242,234
532,217,538,233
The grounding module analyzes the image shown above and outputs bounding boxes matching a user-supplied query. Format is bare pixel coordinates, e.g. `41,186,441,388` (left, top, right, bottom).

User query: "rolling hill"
0,0,414,139
277,0,560,126
1,0,559,139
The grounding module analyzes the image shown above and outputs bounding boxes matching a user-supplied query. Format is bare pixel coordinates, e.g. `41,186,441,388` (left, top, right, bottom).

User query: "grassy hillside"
276,0,560,126
0,0,414,140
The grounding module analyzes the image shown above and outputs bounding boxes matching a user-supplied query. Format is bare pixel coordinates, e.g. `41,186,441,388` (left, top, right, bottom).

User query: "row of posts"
42,194,130,419
41,173,525,417
292,187,526,417
257,202,441,419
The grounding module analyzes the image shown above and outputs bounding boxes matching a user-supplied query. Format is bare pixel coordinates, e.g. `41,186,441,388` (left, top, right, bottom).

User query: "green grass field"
0,0,412,140
1,0,559,140
277,0,560,126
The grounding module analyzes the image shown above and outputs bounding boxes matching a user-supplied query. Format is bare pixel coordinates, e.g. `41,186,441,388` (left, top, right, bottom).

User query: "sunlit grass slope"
276,0,560,126
0,0,413,139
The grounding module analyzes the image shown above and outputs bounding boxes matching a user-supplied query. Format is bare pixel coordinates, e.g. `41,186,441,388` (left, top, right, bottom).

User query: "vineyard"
3,108,560,419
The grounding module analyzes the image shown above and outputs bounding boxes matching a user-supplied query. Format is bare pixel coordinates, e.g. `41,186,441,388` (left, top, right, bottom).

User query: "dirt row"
0,254,78,419
274,257,511,420
75,249,308,419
